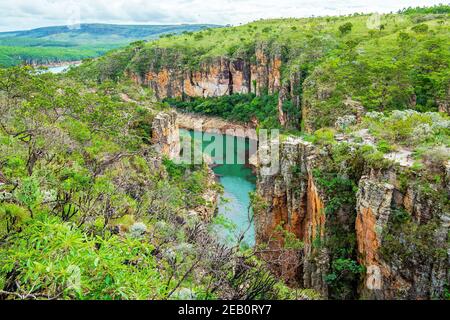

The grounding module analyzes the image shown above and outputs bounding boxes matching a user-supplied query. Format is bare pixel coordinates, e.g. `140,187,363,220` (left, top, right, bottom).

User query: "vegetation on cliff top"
72,6,449,132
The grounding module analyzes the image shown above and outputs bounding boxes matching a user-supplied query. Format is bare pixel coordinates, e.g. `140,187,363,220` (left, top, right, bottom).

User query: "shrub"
421,145,449,172
339,22,353,35
411,24,429,33
376,140,395,153
335,115,356,131
313,128,336,145
412,123,433,141
0,203,30,234
129,222,147,238
0,215,163,299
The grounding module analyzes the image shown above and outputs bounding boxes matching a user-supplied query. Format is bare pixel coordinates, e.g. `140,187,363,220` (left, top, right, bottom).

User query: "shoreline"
176,111,258,141
32,61,82,68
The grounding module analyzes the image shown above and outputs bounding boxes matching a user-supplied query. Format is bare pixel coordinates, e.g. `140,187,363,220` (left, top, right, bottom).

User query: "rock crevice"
255,136,449,299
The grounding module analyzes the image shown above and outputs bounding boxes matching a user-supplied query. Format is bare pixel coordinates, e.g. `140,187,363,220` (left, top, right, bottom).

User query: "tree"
339,22,353,35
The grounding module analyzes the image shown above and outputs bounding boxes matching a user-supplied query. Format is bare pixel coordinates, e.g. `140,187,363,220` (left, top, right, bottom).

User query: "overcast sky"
0,0,446,32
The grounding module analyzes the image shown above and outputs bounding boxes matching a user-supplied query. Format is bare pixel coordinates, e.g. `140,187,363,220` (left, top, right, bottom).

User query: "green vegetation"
0,66,306,300
399,4,450,15
0,24,218,67
361,110,449,148
0,215,162,299
1,5,449,301
303,19,450,130
339,22,353,35
0,45,114,67
73,10,449,131
165,93,281,128
380,209,447,277
312,168,362,300
345,110,450,170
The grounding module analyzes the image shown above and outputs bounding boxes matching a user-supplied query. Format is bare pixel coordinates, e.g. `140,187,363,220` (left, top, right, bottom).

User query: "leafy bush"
0,215,164,299
411,24,429,33
339,22,353,35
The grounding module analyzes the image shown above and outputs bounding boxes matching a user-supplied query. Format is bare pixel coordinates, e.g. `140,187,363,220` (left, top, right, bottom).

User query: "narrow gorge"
153,110,258,246
143,35,449,299
10,9,445,300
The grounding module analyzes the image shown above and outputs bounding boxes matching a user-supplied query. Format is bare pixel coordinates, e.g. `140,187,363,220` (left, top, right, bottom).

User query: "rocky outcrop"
176,112,257,140
151,110,219,221
189,165,220,222
255,137,329,294
151,110,180,159
130,47,283,100
255,136,449,299
356,171,449,299
127,43,305,128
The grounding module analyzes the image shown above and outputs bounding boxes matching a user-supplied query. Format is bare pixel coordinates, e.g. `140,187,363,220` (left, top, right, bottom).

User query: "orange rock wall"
255,137,328,291
129,49,282,100
256,138,448,299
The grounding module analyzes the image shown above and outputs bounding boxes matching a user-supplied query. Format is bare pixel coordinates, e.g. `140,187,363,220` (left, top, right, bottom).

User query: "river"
46,62,81,74
180,129,256,248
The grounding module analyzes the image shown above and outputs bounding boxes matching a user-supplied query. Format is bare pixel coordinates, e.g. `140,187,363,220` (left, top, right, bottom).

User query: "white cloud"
0,0,446,32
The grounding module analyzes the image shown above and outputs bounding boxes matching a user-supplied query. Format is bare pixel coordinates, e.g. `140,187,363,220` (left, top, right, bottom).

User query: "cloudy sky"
0,0,446,32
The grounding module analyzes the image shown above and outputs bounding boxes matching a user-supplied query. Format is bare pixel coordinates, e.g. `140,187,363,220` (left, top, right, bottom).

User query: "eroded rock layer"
151,110,180,159
130,47,283,100
255,136,449,299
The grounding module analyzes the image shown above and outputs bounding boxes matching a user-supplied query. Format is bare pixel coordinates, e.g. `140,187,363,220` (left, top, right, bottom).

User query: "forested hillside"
0,24,218,67
74,5,449,130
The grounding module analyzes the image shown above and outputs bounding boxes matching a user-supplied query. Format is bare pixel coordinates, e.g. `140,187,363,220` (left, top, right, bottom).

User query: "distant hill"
0,23,220,67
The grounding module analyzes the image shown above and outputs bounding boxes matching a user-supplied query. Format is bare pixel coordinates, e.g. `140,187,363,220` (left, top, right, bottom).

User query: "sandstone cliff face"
356,171,449,299
128,43,305,128
131,47,282,100
151,110,180,159
255,137,330,295
255,136,449,299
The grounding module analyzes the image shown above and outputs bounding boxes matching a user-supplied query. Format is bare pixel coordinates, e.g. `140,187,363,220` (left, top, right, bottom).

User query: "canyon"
151,107,449,299
112,17,449,299
143,38,450,299
2,8,449,301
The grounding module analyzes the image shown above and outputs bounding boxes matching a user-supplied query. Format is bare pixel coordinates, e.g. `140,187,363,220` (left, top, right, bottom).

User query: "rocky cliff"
130,45,284,100
128,44,302,127
151,110,219,221
356,170,449,299
151,110,180,159
255,136,449,299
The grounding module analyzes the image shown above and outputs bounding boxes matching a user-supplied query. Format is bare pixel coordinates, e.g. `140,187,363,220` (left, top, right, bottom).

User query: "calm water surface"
180,129,256,247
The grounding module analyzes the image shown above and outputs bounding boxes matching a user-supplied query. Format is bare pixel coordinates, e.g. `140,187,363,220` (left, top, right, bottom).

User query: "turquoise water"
180,129,256,247
47,65,70,74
